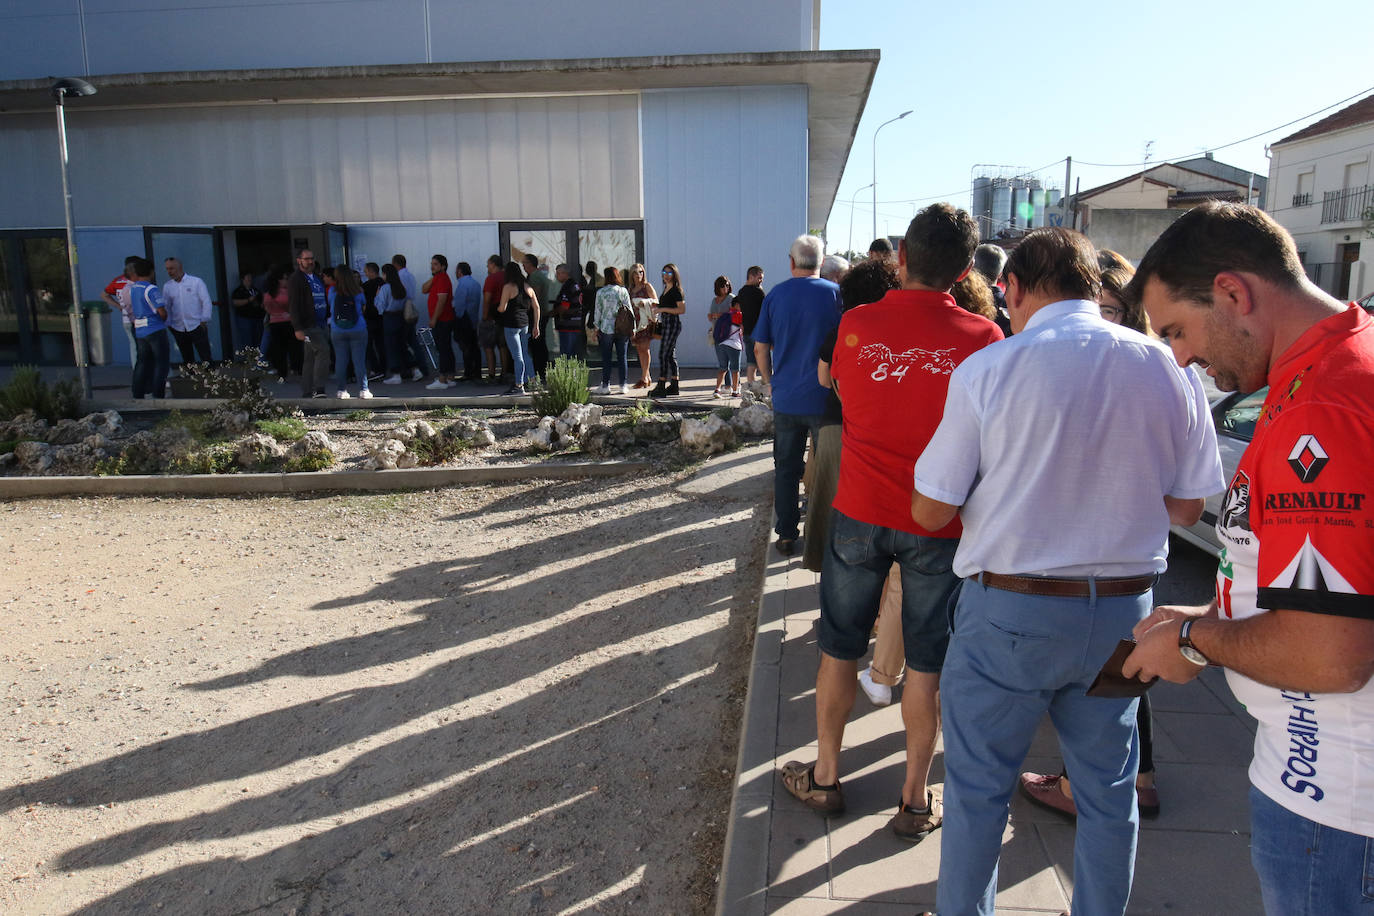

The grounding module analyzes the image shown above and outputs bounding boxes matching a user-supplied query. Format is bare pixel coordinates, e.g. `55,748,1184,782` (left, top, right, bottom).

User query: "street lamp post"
848,182,874,255
872,110,912,243
52,77,97,400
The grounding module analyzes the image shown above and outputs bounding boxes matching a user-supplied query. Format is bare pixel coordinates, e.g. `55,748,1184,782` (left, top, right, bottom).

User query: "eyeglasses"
661,271,672,277
1099,304,1124,321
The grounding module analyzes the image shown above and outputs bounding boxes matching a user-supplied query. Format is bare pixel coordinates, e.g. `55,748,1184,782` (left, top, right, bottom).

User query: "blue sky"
818,0,1372,252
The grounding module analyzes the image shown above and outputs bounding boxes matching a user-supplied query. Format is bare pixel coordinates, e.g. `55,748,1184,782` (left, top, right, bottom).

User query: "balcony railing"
1321,184,1373,224
1292,191,1312,207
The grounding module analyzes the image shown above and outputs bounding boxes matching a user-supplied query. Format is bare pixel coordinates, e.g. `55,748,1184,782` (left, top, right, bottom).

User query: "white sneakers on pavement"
620,384,631,395
382,374,402,385
336,390,350,399
595,383,611,395
858,666,892,706
359,389,374,399
409,368,424,381
425,379,449,390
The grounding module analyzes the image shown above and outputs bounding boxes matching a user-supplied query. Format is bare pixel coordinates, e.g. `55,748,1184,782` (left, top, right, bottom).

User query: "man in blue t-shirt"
127,257,171,399
752,234,842,556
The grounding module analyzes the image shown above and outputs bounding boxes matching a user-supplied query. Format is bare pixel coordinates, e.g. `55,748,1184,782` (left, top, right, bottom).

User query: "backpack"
712,311,735,345
614,297,635,337
334,292,359,329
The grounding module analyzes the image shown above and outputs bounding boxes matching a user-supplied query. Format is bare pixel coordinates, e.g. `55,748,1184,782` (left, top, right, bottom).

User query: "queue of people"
765,202,1374,916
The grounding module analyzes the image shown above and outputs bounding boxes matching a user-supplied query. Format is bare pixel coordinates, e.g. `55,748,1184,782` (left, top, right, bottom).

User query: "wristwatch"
1178,618,1209,667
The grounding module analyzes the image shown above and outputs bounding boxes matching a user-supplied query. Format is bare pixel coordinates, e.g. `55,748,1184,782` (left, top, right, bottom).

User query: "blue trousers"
771,411,821,540
1250,785,1374,914
331,325,369,393
599,332,629,387
936,578,1151,916
504,325,533,386
132,329,170,399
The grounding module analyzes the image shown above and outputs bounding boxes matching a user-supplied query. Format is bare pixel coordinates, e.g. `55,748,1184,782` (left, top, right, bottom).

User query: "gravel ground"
0,446,771,914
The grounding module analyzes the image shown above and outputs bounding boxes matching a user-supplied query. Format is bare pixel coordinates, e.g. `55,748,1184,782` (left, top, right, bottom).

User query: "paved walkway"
719,546,1266,915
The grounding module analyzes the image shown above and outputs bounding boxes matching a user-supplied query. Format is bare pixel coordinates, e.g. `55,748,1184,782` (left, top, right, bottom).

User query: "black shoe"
649,381,668,398
312,390,327,399
666,380,680,397
775,538,796,557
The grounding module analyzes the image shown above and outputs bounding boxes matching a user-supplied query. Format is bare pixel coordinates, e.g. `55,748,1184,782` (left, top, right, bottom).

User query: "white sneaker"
595,384,611,395
409,368,424,381
359,389,374,399
382,374,403,385
711,388,723,399
620,384,631,395
858,666,892,707
426,379,449,390
336,390,350,399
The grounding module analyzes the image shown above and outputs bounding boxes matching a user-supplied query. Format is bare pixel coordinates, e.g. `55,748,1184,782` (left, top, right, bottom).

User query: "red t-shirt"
829,289,1003,536
428,271,454,322
105,274,132,321
482,273,504,321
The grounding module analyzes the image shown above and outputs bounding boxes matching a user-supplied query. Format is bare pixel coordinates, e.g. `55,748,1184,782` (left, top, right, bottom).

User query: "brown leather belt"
978,572,1155,598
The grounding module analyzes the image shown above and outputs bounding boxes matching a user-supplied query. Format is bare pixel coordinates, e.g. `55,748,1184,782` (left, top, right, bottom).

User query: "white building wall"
0,95,642,229
345,221,500,279
1268,123,1374,299
0,0,814,80
641,85,808,368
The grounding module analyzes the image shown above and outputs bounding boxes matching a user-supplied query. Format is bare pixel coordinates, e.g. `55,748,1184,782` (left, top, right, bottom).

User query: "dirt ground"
0,447,771,915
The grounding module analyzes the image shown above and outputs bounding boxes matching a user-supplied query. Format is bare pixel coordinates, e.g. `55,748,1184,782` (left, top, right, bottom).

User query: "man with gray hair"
974,243,1012,335
752,234,842,556
820,254,850,284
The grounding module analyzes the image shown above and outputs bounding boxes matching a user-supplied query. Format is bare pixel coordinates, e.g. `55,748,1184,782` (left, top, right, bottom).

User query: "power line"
1073,86,1374,168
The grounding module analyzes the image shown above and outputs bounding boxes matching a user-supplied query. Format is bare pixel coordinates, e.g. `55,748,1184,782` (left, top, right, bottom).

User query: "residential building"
1265,94,1374,301
1065,154,1265,262
0,1,875,369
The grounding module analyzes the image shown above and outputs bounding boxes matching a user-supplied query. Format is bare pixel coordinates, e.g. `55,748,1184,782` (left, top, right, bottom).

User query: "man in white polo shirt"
911,228,1222,916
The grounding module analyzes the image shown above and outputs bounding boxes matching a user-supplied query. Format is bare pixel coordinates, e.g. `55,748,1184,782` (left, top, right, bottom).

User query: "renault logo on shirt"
1287,435,1328,484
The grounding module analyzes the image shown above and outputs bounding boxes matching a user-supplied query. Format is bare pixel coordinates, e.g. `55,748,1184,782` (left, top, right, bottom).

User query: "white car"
1171,386,1268,556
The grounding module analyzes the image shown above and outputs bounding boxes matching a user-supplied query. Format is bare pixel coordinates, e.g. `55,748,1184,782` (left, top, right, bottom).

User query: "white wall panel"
0,0,807,80
642,86,808,368
0,95,641,228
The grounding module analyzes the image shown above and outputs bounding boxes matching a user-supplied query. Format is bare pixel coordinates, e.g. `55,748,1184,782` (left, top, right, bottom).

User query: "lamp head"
898,110,913,119
51,78,97,101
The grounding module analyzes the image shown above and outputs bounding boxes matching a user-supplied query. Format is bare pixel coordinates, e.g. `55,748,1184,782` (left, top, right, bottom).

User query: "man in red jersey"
1125,202,1374,916
778,204,1003,843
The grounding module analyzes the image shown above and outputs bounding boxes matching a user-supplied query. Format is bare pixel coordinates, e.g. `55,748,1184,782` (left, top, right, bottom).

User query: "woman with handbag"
626,263,658,389
649,263,685,398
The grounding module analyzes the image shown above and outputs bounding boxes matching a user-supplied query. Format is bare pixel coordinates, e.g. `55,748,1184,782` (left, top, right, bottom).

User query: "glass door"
0,239,18,363
322,223,348,273
144,228,227,363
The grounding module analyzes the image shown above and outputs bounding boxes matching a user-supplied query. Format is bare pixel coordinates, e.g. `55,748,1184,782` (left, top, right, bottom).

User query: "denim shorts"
818,508,961,672
715,342,743,372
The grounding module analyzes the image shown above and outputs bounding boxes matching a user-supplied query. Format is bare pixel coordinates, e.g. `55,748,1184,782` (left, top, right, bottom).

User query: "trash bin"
83,301,111,366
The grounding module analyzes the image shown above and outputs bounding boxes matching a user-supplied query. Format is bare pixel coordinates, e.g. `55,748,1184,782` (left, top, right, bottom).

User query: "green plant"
618,400,654,427
168,444,238,475
179,359,283,421
156,409,214,439
430,406,463,419
93,455,124,476
255,417,307,441
712,406,736,420
410,434,469,466
345,409,375,421
530,356,590,418
283,451,335,473
0,438,20,454
0,366,82,423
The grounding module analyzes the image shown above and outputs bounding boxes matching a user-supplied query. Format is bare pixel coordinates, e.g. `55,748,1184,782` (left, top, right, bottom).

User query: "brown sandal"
779,760,845,815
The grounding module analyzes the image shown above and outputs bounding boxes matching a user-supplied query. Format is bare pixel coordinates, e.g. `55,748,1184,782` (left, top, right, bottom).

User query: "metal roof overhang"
0,49,878,227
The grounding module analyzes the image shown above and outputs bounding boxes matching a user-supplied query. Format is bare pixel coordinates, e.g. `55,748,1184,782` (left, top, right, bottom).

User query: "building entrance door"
144,228,228,364
0,231,76,365
1338,242,1361,301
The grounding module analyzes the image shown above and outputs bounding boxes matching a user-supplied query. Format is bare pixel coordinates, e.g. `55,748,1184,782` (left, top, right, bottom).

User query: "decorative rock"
363,438,409,470
234,433,287,468
13,440,54,473
579,424,616,458
85,410,123,437
680,414,737,455
444,417,496,448
524,416,557,452
51,438,111,475
110,426,195,475
739,379,770,406
612,426,636,451
730,402,773,437
632,413,682,443
289,430,334,458
0,452,15,470
0,410,49,443
392,419,438,444
212,407,255,435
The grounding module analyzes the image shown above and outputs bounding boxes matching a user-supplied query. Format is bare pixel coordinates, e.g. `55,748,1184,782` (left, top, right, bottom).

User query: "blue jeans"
504,325,533,386
331,325,369,393
599,332,629,387
937,578,1151,916
1250,785,1374,914
132,329,170,399
771,411,822,540
558,330,586,360
818,509,960,672
715,343,743,377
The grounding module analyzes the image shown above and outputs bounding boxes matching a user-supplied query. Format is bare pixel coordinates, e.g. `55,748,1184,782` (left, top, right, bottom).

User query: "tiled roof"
1275,93,1374,145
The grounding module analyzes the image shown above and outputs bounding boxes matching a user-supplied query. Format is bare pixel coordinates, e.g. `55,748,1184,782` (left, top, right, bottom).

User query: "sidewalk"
719,548,1264,915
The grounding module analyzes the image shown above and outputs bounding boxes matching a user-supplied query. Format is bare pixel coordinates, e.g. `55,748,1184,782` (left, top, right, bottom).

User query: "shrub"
618,400,654,428
410,434,469,466
531,356,590,418
255,417,307,441
283,451,335,473
712,406,736,420
430,406,463,419
0,366,82,423
156,409,213,439
345,409,375,421
179,359,283,422
168,444,238,475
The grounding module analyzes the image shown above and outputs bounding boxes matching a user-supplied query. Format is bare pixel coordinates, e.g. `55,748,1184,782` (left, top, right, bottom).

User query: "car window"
1217,387,1269,441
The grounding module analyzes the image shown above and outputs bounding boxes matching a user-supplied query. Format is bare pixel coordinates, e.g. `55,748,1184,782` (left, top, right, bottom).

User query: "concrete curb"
0,460,651,500
715,502,784,916
88,395,719,413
